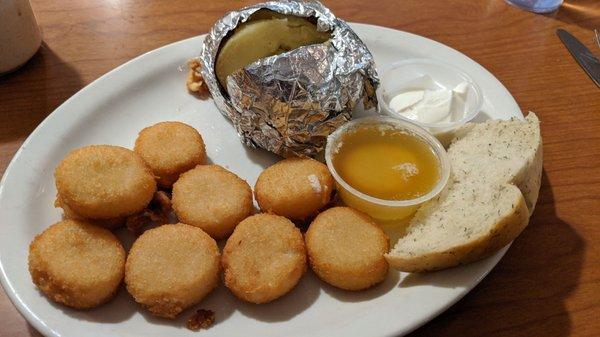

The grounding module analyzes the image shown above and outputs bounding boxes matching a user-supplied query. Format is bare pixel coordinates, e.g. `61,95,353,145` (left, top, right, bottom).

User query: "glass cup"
0,0,42,75
505,0,563,13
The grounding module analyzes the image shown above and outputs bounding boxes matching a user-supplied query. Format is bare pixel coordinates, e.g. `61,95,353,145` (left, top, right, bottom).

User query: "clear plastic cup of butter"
377,58,483,145
325,116,450,222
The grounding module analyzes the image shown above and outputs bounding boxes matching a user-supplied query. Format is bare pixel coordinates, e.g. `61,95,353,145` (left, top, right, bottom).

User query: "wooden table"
1,0,599,336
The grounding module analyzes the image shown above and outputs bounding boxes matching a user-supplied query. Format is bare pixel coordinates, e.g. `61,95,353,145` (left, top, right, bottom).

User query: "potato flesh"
215,15,330,89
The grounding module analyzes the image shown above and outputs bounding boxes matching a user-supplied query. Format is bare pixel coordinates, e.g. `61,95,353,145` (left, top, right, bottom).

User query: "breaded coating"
28,220,126,309
172,165,253,239
222,214,307,304
55,145,156,220
255,158,334,221
134,121,206,188
305,207,389,291
125,223,220,318
54,196,125,229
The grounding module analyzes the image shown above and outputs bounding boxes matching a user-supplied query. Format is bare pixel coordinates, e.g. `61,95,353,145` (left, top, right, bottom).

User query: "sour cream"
388,81,469,124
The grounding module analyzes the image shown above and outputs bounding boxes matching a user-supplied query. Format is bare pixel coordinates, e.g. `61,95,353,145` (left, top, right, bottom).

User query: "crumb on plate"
125,191,172,235
186,59,209,97
187,309,215,331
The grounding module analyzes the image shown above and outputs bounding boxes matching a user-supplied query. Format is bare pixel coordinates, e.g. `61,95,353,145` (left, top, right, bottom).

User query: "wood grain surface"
1,0,599,336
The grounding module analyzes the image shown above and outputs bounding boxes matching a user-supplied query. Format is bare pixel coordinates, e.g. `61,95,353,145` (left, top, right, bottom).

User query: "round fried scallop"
134,121,206,188
125,223,220,318
222,213,307,304
55,145,156,220
28,220,126,309
255,158,334,221
172,165,253,239
54,196,126,230
306,207,389,291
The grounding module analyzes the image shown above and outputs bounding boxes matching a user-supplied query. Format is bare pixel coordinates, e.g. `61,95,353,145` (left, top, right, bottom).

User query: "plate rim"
0,22,520,337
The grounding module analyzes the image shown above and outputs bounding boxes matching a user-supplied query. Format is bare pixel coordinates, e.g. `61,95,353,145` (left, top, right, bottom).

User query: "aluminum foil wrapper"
199,0,379,157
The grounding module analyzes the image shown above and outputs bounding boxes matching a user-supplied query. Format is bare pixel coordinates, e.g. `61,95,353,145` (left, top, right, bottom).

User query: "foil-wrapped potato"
215,10,330,90
200,1,379,158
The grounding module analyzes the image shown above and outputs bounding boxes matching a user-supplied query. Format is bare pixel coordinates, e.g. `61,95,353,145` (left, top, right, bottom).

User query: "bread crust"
385,186,529,272
517,113,543,214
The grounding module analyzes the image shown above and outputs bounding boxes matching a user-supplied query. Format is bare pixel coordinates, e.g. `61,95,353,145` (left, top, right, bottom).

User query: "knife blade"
557,28,600,88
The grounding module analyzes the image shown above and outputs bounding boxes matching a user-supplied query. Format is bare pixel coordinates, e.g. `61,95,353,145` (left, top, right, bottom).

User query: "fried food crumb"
186,59,209,97
153,191,172,214
187,309,215,331
126,191,172,235
125,213,148,236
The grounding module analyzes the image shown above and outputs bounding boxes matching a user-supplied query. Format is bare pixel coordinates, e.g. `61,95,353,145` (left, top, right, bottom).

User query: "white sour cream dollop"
388,81,470,124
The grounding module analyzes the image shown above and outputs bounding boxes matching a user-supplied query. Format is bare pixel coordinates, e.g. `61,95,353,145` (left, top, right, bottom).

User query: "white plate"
0,23,522,337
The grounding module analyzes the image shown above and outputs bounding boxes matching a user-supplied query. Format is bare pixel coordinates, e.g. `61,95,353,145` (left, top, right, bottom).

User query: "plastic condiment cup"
325,116,450,221
376,58,483,143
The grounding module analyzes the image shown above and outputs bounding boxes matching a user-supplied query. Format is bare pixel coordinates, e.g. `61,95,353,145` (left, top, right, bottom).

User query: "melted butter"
332,125,440,200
